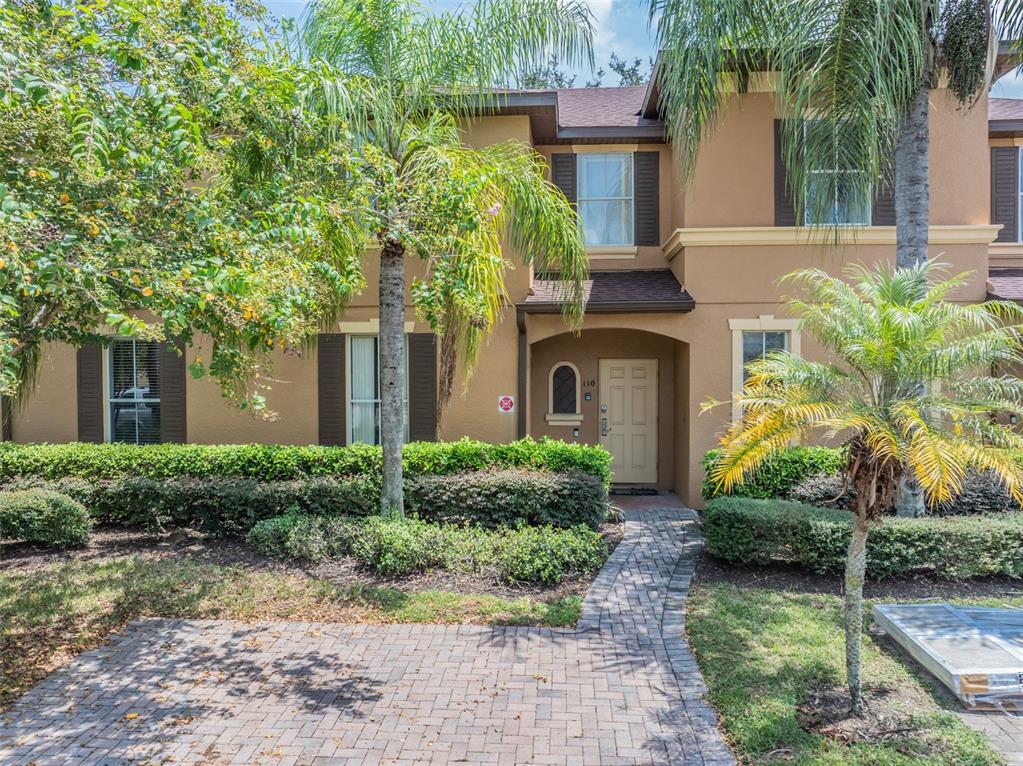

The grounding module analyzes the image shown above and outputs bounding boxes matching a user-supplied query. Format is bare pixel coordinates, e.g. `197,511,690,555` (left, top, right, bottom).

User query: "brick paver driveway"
0,497,734,765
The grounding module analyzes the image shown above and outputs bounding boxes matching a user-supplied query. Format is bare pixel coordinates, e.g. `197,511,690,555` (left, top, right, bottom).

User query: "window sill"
545,413,583,426
586,245,637,260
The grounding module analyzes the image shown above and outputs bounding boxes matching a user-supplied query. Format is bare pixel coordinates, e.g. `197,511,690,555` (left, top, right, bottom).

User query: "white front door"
598,359,658,484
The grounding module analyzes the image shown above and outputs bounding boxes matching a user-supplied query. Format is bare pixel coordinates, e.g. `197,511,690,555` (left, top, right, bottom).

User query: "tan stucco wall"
528,328,678,490
10,342,79,443
680,89,991,228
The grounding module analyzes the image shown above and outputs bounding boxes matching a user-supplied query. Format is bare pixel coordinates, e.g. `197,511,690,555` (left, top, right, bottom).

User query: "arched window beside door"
547,361,582,425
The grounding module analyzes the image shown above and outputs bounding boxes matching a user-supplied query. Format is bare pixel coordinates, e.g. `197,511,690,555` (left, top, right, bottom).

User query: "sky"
262,0,659,85
265,0,1023,96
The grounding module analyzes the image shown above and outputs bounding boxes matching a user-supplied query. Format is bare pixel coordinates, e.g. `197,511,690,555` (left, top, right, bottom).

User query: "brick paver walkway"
0,496,733,765
960,709,1023,765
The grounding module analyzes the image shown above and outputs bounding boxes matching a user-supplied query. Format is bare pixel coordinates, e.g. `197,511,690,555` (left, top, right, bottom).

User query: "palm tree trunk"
379,238,406,516
894,79,929,517
844,513,870,716
894,82,929,270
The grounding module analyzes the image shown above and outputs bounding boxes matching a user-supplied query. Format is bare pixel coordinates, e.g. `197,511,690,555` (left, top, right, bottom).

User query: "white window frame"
546,361,582,426
106,338,161,445
728,316,801,423
577,152,635,247
346,334,410,445
802,121,871,226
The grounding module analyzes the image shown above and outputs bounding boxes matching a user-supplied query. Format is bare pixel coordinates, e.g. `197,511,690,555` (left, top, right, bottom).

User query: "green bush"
703,496,1023,580
246,514,608,585
701,447,846,500
0,489,92,547
406,469,607,529
0,437,611,484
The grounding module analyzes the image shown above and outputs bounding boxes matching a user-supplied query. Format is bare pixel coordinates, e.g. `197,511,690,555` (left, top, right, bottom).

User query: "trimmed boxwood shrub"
0,437,611,485
703,496,1023,580
2,468,606,536
0,489,92,547
246,513,608,584
406,469,607,529
701,447,846,500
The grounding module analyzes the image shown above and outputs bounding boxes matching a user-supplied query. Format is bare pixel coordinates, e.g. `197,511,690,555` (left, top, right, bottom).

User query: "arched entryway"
529,328,690,493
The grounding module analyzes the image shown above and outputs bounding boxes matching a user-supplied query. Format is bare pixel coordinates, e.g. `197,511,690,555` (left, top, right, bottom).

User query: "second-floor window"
578,153,634,246
803,122,871,226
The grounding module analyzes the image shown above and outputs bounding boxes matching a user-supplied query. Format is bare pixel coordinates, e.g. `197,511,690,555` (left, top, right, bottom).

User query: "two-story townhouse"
2,70,1003,508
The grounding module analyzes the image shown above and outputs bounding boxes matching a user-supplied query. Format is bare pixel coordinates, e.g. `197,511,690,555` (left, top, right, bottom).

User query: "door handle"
601,417,611,436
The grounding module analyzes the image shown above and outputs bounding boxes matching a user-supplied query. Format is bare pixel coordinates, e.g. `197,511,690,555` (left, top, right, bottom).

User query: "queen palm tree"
705,261,1023,714
300,0,592,515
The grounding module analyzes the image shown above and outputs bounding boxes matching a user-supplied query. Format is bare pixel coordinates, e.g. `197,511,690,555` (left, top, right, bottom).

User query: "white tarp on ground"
873,603,1023,711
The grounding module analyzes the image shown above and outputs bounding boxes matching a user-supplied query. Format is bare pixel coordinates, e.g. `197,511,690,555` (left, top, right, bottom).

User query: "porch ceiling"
520,269,695,314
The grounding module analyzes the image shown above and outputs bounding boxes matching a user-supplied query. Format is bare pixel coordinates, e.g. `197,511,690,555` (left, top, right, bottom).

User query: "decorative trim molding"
586,245,638,260
335,319,416,333
990,242,1023,258
664,225,1003,258
573,143,639,154
547,361,582,424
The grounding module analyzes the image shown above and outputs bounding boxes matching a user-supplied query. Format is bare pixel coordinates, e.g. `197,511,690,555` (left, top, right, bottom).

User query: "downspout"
516,309,527,439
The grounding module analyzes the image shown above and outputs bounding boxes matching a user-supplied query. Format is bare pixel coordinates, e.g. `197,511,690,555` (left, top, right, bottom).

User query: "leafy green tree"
301,0,592,514
0,0,365,409
706,262,1023,714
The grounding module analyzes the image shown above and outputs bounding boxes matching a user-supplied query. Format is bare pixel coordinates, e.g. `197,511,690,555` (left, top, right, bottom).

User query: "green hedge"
247,513,608,584
701,447,845,501
0,437,611,485
704,496,1023,580
0,489,92,547
2,469,607,537
406,469,607,529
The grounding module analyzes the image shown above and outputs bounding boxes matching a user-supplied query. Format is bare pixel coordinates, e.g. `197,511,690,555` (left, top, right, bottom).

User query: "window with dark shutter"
551,364,578,414
318,333,346,446
159,341,187,443
76,344,104,443
408,333,438,442
551,153,577,205
992,146,1019,243
634,151,660,245
774,120,798,226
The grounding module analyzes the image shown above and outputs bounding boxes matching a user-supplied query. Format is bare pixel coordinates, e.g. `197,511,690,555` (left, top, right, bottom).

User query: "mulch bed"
1,521,625,601
695,550,1023,601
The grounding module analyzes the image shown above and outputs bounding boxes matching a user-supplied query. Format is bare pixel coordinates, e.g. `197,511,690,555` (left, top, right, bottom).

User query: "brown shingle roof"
521,269,695,313
555,86,656,129
991,98,1023,121
988,267,1023,301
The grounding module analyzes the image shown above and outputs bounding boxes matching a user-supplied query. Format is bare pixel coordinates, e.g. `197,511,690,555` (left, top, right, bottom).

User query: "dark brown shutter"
551,153,577,205
317,333,346,446
408,333,438,442
871,179,896,226
158,341,186,443
76,344,104,443
634,151,660,245
1,395,12,441
992,146,1019,243
774,120,798,226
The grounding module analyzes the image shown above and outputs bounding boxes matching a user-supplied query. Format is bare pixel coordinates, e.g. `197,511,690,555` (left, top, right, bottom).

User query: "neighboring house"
2,74,1007,508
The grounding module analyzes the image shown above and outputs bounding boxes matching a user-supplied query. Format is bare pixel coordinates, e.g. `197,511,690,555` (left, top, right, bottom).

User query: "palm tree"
651,0,1023,515
300,0,593,515
705,261,1023,714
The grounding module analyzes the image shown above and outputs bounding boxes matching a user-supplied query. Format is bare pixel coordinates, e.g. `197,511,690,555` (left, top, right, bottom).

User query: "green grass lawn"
0,555,580,710
688,582,1022,766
